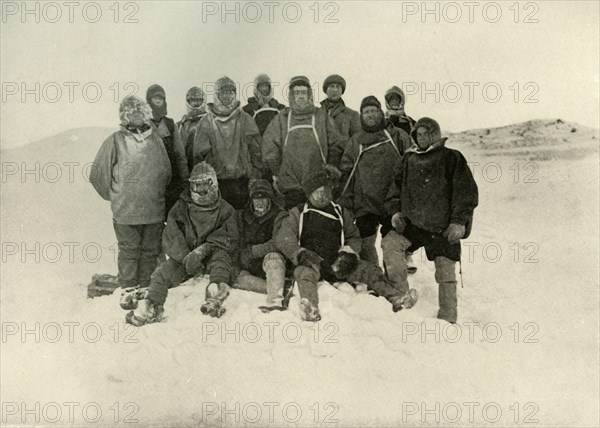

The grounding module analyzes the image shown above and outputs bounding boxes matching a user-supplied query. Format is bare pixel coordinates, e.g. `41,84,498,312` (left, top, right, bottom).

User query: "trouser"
235,252,288,305
146,248,232,305
295,258,400,307
113,222,164,288
382,222,460,322
355,214,394,266
219,177,249,210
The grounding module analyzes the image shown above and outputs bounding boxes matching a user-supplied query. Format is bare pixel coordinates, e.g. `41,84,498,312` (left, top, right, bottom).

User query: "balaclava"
146,84,168,121
189,162,220,207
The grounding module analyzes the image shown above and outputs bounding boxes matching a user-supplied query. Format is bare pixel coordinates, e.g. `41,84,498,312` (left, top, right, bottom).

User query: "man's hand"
391,212,406,234
184,243,212,275
444,223,465,244
297,248,323,270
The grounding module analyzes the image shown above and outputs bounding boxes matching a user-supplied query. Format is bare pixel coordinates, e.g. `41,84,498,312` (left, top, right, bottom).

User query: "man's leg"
434,257,458,323
137,222,164,287
294,265,321,321
381,230,412,295
113,222,142,288
201,248,233,317
263,252,286,306
356,214,380,267
125,258,186,326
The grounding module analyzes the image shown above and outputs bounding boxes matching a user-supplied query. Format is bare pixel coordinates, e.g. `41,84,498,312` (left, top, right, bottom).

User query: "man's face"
218,89,236,105
308,185,332,208
122,102,146,128
188,97,204,108
388,94,401,109
292,86,310,107
326,83,343,101
252,197,271,217
415,127,433,150
257,82,271,97
362,106,381,127
151,96,165,107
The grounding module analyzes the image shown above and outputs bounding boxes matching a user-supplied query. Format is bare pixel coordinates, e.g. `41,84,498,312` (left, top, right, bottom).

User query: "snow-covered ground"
1,123,598,427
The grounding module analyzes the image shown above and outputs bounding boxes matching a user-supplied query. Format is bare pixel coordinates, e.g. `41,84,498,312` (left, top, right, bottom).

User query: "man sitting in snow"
121,162,238,326
385,117,479,323
275,166,414,322
234,179,292,310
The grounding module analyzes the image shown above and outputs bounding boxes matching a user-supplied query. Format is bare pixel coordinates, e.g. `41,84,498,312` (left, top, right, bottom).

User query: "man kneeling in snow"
275,166,413,322
385,117,479,323
234,179,292,310
121,162,238,326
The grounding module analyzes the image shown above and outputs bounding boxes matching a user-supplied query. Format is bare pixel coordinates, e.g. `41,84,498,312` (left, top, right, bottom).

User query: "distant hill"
447,118,599,160
1,127,114,163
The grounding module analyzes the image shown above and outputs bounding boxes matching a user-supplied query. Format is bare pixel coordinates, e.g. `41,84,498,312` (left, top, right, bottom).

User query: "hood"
119,95,153,127
253,73,273,107
189,161,220,208
146,84,168,120
185,86,207,118
384,86,406,111
288,75,315,116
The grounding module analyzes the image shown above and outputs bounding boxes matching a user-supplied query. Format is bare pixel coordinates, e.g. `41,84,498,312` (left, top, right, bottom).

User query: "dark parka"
236,205,286,271
243,97,286,136
386,118,478,236
275,202,361,267
339,126,412,218
162,191,238,265
321,99,361,139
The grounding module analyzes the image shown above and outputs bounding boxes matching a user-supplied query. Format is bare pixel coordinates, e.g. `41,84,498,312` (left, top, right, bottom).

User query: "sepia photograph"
1,1,599,426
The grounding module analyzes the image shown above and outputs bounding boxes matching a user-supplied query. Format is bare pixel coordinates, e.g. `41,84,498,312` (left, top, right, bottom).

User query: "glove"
239,247,254,268
391,212,406,234
444,223,465,244
296,248,323,270
331,250,359,279
323,164,342,184
184,243,212,275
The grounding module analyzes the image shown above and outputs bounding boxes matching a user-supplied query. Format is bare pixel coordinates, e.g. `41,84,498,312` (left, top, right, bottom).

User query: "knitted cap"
302,171,329,195
323,74,346,94
360,95,382,112
289,75,311,90
249,179,274,199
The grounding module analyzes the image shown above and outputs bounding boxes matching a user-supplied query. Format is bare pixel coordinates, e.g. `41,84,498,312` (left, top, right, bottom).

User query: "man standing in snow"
276,166,413,322
121,162,238,326
320,74,361,139
262,75,347,209
90,95,171,290
177,86,207,172
385,117,479,323
338,96,417,307
384,86,416,137
146,84,190,216
193,76,262,209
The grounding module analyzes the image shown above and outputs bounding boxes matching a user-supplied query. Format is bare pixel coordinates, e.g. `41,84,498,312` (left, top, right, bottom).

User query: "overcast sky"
1,0,598,147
